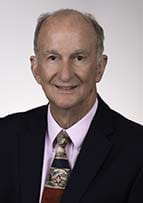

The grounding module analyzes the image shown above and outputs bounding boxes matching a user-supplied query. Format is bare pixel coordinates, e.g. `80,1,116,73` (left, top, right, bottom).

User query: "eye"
47,55,57,61
76,55,84,61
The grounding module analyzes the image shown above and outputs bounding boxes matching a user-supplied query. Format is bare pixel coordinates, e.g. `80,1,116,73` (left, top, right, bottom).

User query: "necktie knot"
55,130,71,160
56,130,71,147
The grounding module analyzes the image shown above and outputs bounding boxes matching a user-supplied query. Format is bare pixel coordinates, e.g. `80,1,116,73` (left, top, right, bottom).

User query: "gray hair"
33,9,105,59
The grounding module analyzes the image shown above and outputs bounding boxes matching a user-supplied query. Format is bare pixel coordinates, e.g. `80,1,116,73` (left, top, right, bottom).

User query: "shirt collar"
47,98,98,150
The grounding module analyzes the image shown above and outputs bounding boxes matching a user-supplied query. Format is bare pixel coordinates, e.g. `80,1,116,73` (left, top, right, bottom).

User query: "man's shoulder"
98,95,143,135
98,96,143,145
0,105,48,150
111,109,143,132
109,108,143,146
0,104,48,127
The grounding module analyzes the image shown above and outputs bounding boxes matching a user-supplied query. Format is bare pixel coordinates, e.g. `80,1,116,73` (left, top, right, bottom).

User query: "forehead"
37,14,97,50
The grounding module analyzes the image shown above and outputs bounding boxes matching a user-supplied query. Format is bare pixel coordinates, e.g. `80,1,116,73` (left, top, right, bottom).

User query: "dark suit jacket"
0,96,143,203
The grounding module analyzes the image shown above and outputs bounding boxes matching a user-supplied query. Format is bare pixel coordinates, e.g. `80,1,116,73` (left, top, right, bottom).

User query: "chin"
50,99,80,110
55,103,75,110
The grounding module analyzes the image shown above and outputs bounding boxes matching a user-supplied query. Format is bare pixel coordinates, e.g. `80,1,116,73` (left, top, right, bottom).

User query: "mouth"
54,85,78,91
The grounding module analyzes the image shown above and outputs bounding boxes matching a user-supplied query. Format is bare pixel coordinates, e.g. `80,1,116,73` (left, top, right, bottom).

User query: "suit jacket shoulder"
0,104,48,124
0,105,48,203
111,107,143,139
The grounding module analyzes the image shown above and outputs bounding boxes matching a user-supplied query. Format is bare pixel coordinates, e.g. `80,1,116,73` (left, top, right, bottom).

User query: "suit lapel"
19,105,47,203
62,97,114,203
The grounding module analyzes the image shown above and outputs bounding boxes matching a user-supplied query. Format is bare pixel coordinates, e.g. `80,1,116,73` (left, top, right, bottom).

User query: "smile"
55,85,78,90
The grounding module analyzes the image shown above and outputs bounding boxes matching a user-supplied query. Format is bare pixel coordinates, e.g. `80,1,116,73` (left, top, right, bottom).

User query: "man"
0,9,143,203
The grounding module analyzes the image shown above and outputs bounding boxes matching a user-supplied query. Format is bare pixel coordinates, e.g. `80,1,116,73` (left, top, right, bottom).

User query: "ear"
96,55,108,83
30,56,41,84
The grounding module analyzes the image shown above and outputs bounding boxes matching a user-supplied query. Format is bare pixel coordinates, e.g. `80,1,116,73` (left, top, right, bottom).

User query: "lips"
55,85,78,90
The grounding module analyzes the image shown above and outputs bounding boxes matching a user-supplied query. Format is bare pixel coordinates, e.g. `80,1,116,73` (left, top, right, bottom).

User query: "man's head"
30,9,107,115
34,9,105,61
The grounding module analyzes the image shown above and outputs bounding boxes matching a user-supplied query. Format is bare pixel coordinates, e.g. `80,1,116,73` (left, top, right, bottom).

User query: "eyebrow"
45,49,60,55
71,49,90,56
71,49,90,57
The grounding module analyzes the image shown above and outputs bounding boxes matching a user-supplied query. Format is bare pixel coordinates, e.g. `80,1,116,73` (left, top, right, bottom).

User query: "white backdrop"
0,0,143,124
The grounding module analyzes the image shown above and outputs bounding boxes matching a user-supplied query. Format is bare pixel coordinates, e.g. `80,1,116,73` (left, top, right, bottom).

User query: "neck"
50,95,97,129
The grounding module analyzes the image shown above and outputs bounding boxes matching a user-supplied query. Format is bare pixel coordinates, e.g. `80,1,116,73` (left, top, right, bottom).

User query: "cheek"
39,67,54,84
83,73,97,95
78,67,97,85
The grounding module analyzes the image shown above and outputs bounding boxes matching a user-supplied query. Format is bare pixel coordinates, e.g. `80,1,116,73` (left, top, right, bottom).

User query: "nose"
58,61,74,82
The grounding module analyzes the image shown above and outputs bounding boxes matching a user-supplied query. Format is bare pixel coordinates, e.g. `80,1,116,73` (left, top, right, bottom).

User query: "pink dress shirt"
39,99,98,202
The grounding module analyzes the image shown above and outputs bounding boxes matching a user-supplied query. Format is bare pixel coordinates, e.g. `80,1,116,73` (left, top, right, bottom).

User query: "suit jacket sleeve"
128,166,143,202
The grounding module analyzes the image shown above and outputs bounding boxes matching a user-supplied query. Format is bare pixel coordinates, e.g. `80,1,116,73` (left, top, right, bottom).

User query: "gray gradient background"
0,0,142,124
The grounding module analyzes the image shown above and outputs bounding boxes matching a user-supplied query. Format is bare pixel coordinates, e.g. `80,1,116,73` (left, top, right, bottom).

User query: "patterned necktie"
41,130,71,203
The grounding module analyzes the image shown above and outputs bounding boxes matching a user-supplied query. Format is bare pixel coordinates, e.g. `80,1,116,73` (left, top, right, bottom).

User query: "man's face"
31,15,107,112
